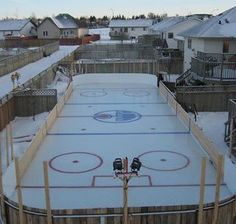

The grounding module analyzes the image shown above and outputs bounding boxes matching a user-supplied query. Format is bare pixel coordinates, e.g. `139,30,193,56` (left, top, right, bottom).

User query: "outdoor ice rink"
9,74,232,209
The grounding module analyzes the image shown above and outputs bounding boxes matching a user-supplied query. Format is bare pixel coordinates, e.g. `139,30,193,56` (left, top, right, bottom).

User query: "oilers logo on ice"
93,110,141,123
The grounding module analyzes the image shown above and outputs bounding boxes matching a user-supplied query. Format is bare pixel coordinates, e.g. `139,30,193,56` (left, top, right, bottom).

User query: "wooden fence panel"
0,97,15,131
14,89,57,117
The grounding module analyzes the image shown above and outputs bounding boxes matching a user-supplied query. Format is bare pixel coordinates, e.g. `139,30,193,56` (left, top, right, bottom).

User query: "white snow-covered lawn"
0,45,78,99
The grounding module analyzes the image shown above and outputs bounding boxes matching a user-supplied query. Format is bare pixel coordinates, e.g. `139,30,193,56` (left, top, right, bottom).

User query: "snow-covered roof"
0,19,32,31
109,19,154,28
149,17,186,33
179,6,236,38
50,14,78,29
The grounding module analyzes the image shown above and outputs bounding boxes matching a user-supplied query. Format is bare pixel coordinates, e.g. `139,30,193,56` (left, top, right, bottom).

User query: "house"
109,19,154,40
179,6,236,71
0,19,37,39
149,17,202,49
37,14,88,39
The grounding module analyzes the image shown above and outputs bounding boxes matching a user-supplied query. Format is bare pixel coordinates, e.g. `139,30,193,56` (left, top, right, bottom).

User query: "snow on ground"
0,112,49,173
189,112,229,155
0,70,70,173
0,45,78,99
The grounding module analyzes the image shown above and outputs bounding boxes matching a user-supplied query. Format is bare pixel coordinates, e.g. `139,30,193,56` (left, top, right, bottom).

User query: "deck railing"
191,52,236,81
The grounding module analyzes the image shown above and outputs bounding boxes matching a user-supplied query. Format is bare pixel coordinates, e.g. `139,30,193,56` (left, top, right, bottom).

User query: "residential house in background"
179,6,236,72
109,19,154,40
37,14,88,39
0,19,37,39
149,17,202,49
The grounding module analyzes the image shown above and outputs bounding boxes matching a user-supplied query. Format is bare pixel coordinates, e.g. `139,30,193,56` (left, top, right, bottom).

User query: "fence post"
9,122,14,161
212,155,224,224
15,158,24,224
153,60,155,75
0,134,6,223
5,125,9,167
198,157,207,224
229,118,234,158
43,161,53,224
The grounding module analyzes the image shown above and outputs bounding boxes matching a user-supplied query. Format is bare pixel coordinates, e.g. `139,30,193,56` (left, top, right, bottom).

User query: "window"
70,30,74,34
43,31,48,37
112,28,114,31
168,32,174,39
120,28,123,32
188,39,192,49
223,40,229,53
124,27,128,33
143,27,146,31
131,27,135,31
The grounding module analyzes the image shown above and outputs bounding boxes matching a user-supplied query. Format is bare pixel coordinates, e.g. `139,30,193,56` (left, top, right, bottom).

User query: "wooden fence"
0,42,59,77
0,89,57,131
76,58,183,75
3,195,235,224
159,82,220,166
0,96,15,131
14,89,57,117
176,85,236,112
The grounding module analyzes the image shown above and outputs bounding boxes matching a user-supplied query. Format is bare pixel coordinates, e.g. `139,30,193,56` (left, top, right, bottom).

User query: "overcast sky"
1,0,235,19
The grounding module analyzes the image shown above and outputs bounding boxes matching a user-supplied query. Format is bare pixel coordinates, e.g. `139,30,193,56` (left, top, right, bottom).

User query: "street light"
113,157,142,224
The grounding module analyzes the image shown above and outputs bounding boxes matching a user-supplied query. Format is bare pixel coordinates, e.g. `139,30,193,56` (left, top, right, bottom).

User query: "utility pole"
113,157,142,224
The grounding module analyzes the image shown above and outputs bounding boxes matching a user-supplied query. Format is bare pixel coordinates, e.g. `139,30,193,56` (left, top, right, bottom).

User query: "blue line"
47,132,190,136
58,114,176,118
65,102,167,105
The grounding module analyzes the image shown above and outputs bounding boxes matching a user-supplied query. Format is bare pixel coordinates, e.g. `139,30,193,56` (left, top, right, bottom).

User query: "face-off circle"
80,91,107,97
93,110,142,123
138,150,190,171
49,152,103,174
123,90,150,97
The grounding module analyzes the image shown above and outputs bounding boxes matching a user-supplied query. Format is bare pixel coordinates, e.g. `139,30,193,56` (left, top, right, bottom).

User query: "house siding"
110,26,150,39
0,21,36,39
184,37,236,71
78,28,89,38
164,20,202,49
184,38,204,71
20,22,36,37
37,19,60,39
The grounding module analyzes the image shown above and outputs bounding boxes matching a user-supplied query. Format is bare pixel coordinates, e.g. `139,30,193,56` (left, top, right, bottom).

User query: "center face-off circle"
123,90,150,97
49,152,103,174
80,91,107,97
138,150,190,171
93,110,142,123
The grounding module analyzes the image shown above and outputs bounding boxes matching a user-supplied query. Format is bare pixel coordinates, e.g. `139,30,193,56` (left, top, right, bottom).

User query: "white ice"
4,74,232,210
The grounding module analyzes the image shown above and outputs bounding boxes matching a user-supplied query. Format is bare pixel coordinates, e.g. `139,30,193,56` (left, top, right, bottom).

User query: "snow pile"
47,67,70,98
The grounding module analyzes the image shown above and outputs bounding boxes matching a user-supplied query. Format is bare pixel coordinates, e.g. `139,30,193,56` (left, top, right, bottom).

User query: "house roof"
50,14,78,29
109,19,154,28
179,6,236,38
149,17,187,33
0,19,32,31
